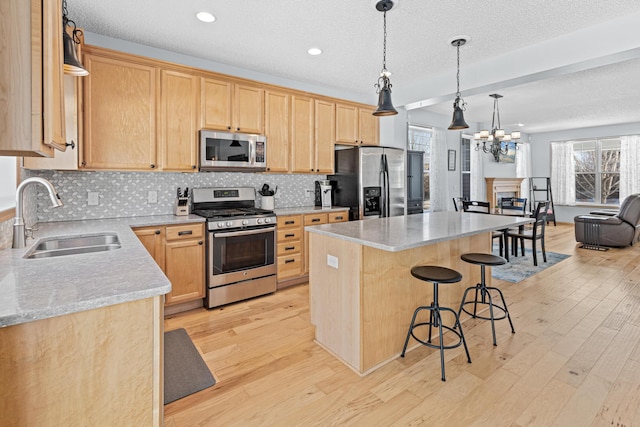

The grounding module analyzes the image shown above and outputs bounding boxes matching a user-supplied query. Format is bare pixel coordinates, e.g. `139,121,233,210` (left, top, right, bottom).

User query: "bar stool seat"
458,253,515,346
401,265,471,381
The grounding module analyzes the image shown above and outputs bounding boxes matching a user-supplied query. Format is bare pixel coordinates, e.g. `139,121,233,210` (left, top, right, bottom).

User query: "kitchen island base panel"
0,296,163,426
309,232,488,375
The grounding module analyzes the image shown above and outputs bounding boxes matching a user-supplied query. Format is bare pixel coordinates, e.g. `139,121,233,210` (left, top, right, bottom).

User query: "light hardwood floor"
164,223,640,426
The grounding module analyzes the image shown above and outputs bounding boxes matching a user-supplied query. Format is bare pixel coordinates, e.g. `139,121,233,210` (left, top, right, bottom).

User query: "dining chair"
500,197,527,216
452,197,467,212
508,201,549,266
462,200,491,214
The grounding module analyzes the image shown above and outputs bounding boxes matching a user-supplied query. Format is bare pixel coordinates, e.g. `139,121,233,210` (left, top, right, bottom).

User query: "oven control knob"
226,221,233,227
257,218,263,224
242,220,249,225
217,222,225,228
264,218,271,223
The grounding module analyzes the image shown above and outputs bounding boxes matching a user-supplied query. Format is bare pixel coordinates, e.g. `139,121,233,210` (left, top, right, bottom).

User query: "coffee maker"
314,180,333,208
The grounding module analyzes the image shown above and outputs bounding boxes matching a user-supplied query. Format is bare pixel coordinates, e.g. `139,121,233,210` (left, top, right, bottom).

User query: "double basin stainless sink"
24,233,122,259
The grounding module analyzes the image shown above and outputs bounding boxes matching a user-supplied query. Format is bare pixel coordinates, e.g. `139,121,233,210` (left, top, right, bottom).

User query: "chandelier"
372,0,398,116
473,94,521,161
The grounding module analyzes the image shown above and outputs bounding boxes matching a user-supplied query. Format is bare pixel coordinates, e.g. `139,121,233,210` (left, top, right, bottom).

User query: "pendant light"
62,0,89,76
447,36,469,130
373,0,398,116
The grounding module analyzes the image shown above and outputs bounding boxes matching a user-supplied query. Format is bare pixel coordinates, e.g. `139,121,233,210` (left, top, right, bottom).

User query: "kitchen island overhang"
306,212,534,375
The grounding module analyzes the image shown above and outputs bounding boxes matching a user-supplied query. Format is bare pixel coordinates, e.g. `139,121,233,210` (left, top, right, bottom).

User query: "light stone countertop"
0,215,205,328
306,212,534,252
274,206,349,216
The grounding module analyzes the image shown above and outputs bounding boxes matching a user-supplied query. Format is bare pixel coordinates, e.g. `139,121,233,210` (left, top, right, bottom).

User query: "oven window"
205,137,250,162
212,231,275,274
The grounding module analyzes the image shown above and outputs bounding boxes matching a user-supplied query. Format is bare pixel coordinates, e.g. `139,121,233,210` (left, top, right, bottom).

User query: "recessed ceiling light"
196,11,216,23
518,123,525,127
307,48,322,56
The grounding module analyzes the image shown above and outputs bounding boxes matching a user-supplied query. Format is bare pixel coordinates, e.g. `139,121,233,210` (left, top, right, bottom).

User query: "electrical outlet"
327,254,339,269
148,190,158,204
87,191,99,206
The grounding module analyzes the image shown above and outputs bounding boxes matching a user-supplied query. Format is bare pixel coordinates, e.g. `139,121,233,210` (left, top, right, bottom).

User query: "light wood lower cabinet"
0,296,164,426
134,223,205,310
276,211,347,287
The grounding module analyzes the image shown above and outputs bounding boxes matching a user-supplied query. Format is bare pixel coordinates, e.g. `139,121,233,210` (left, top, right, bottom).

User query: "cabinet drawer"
328,211,348,223
277,254,302,279
277,215,302,229
277,241,301,256
303,213,328,226
166,223,204,241
277,228,302,242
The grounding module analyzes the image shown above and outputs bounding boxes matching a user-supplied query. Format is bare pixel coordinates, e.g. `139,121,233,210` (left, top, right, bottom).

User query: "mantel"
485,177,525,207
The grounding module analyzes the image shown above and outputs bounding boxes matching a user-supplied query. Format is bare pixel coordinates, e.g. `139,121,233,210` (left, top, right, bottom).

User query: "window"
461,135,471,199
408,125,432,209
573,138,620,204
0,157,17,221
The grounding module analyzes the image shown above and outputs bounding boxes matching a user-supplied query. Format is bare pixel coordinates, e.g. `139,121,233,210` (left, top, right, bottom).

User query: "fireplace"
485,178,525,208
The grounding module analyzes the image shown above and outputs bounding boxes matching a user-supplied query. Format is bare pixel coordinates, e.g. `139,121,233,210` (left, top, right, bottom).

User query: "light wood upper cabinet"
0,0,65,157
201,78,264,134
290,95,315,173
82,50,158,170
336,103,379,146
234,84,264,134
200,77,232,131
264,90,290,173
358,107,379,145
315,100,335,173
159,70,199,172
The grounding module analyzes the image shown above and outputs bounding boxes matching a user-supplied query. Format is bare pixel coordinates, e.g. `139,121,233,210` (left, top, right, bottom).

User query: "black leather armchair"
574,194,640,247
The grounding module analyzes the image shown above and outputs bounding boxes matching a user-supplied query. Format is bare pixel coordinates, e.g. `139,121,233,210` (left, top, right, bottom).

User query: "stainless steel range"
191,187,276,308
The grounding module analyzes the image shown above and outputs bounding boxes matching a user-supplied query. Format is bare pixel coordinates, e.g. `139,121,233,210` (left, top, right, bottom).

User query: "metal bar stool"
457,253,515,346
401,265,471,381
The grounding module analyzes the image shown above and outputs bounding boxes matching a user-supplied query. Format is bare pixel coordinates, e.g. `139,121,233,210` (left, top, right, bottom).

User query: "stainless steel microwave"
199,130,267,172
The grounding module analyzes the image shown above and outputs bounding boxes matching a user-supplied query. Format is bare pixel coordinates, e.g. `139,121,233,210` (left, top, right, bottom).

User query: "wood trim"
0,208,15,223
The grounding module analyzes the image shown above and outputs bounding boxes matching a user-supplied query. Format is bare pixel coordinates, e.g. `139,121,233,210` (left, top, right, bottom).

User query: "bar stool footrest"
408,322,466,351
460,301,509,322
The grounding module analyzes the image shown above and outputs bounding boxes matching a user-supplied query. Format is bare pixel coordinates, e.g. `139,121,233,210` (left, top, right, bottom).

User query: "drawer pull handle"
335,216,343,220
285,220,295,225
285,233,295,238
285,246,295,250
285,259,295,264
312,218,320,222
178,230,193,236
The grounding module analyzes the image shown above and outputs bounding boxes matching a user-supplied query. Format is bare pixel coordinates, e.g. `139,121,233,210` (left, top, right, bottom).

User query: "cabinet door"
358,107,379,145
164,238,205,305
133,226,165,271
315,99,335,173
234,83,264,134
200,77,232,131
83,51,158,170
290,95,314,173
159,70,198,171
264,90,290,173
335,103,358,145
41,0,66,153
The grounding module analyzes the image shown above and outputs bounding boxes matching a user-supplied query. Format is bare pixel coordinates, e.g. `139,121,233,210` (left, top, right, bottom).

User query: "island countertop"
0,215,204,328
306,211,534,252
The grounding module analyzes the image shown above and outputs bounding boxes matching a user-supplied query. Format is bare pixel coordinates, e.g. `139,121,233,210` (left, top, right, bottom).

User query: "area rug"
164,328,216,404
491,245,571,283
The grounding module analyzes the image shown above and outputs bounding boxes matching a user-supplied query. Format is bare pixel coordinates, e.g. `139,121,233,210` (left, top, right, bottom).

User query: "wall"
529,121,640,222
23,170,323,223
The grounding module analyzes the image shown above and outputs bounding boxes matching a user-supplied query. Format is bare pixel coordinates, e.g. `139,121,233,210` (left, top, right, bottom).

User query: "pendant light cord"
382,9,388,72
455,42,461,98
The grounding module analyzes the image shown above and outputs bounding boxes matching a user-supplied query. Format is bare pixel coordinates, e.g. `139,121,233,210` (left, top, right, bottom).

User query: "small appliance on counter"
174,187,190,216
314,180,334,209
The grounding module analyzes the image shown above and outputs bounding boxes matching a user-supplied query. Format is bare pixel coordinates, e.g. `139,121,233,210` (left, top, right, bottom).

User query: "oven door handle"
213,227,275,238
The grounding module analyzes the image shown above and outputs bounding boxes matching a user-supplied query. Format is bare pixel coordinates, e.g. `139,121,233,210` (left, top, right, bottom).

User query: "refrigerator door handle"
381,154,390,217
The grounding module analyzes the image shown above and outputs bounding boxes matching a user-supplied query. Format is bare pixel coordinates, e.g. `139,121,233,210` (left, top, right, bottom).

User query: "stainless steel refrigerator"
329,146,405,220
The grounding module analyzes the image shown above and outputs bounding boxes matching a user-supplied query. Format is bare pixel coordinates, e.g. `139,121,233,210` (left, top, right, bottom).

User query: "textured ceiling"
68,0,640,133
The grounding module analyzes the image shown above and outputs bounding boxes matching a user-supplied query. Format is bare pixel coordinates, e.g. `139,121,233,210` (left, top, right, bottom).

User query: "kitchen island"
306,212,533,375
0,215,203,426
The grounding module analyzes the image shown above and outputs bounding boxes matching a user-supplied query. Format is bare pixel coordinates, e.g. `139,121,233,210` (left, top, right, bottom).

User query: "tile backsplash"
24,170,325,223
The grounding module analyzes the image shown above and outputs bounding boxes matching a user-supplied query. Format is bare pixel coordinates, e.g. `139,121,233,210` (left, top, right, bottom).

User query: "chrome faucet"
12,177,63,248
